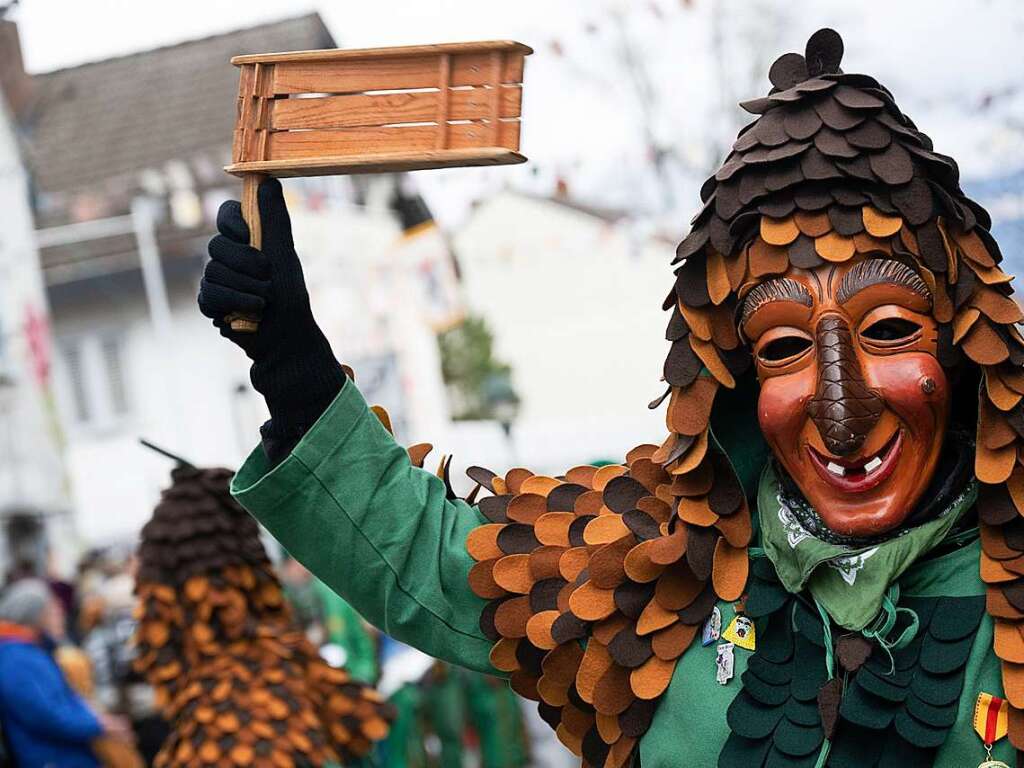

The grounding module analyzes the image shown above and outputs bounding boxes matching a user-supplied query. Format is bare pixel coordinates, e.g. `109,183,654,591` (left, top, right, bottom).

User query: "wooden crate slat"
487,51,502,144
226,148,526,178
231,40,532,66
267,120,520,161
272,52,524,95
436,54,451,150
449,120,520,152
270,87,522,130
451,52,524,87
232,64,255,163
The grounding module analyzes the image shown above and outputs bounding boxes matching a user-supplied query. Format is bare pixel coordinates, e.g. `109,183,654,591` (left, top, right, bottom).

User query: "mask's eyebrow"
836,259,932,306
739,278,813,328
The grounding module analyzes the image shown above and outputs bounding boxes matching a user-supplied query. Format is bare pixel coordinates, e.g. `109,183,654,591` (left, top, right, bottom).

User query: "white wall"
453,192,676,475
51,280,259,545
0,98,74,573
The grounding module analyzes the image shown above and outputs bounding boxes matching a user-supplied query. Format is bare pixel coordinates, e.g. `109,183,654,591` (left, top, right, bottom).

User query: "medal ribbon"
974,692,1008,746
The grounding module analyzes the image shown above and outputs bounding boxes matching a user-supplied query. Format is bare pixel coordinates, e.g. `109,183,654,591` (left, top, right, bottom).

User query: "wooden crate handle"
225,172,267,333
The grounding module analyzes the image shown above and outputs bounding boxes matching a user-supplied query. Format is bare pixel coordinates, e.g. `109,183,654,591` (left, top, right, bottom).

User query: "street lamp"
483,371,520,468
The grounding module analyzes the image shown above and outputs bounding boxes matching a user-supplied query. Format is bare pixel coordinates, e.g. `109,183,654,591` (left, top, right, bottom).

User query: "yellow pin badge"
973,692,1010,768
722,613,755,651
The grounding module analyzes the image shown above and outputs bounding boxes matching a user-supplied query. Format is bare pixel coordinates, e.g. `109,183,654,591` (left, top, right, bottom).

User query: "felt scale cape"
456,27,1024,768
132,466,394,768
729,558,987,767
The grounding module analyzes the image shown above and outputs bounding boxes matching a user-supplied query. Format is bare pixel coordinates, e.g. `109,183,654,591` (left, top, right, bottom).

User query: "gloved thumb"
257,177,295,256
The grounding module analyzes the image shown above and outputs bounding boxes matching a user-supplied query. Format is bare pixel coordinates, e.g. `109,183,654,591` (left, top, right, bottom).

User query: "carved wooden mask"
740,252,950,536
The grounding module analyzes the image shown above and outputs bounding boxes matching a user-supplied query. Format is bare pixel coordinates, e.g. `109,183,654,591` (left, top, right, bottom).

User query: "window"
100,337,128,415
59,334,131,429
62,343,90,422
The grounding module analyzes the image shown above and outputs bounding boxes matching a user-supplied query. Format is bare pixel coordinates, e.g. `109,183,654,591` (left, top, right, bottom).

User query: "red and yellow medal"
973,692,1010,768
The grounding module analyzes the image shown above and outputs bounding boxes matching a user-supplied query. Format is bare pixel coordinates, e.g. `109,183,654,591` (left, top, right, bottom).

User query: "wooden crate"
224,41,532,177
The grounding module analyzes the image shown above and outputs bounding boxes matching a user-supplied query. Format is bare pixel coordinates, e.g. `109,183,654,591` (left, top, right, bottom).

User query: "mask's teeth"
826,461,846,477
864,456,882,473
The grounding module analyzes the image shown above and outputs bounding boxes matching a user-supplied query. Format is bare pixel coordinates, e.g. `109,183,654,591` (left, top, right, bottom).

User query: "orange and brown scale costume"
133,465,394,768
460,28,1024,767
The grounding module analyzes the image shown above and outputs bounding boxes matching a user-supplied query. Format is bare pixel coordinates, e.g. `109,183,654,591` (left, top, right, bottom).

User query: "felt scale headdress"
133,465,394,768
462,27,1024,767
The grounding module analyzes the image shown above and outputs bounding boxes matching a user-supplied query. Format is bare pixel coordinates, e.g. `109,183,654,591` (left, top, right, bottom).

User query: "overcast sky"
11,0,1024,225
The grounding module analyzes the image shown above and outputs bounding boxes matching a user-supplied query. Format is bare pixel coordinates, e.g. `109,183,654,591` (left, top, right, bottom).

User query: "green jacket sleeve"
231,382,497,675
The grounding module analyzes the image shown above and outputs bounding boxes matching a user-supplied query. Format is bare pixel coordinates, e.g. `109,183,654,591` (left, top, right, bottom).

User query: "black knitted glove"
198,178,345,458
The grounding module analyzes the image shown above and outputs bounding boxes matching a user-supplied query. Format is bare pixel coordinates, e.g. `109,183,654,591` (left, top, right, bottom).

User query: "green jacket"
232,382,1012,767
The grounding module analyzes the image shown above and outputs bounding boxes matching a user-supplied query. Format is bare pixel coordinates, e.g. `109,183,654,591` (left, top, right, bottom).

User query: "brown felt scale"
133,458,395,768
465,27,1024,767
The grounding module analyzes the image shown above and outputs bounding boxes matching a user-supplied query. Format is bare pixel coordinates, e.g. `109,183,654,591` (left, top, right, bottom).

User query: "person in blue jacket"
0,579,128,768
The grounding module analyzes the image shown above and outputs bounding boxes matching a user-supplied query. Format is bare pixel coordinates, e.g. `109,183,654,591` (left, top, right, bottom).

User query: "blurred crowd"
0,549,534,768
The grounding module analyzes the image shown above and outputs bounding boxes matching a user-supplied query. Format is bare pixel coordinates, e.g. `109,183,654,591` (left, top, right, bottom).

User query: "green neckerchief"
757,463,977,631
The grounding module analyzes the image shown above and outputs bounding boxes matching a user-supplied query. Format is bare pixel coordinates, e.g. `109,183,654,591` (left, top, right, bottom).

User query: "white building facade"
0,96,72,576
451,191,677,475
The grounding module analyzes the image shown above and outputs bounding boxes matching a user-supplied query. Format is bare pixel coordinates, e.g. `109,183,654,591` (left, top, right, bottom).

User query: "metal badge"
723,614,756,651
702,606,722,647
716,642,735,685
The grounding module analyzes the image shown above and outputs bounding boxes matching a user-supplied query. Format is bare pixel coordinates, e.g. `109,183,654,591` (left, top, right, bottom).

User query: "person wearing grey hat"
0,578,126,768
0,579,62,638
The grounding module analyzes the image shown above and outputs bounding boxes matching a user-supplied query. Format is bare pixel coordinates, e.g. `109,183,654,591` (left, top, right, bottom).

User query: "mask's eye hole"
861,318,921,342
758,336,812,363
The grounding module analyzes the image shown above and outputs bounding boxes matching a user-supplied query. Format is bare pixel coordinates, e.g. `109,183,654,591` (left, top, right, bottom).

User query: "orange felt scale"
852,232,887,254
814,231,856,262
669,430,710,475
760,216,800,246
493,554,534,593
505,467,534,494
712,539,749,601
507,493,549,524
624,541,668,583
707,249,732,305
794,211,832,238
862,207,903,238
963,318,1011,366
677,495,719,527
972,290,1024,325
690,337,737,389
981,553,1019,584
677,300,715,341
977,441,1017,485
667,379,719,436
748,239,790,278
988,369,1024,411
952,306,981,345
724,248,749,291
980,401,1018,451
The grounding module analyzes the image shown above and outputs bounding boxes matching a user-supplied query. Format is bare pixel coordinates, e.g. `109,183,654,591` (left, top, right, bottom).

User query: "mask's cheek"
863,353,949,445
757,368,816,467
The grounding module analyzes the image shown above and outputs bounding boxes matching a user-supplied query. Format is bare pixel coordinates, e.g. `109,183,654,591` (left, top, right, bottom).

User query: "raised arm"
199,180,495,673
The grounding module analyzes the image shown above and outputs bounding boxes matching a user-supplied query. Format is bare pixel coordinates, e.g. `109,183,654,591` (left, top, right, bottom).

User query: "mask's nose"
806,314,883,456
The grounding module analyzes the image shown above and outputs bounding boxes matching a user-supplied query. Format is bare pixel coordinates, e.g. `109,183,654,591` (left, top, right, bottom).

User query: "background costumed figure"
132,460,395,767
199,28,1024,768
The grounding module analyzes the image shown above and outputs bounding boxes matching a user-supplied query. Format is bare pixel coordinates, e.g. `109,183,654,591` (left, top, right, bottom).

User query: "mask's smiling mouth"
806,430,903,493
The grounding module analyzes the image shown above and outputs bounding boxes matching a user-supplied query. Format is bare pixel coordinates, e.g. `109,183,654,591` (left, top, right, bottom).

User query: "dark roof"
25,13,333,198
